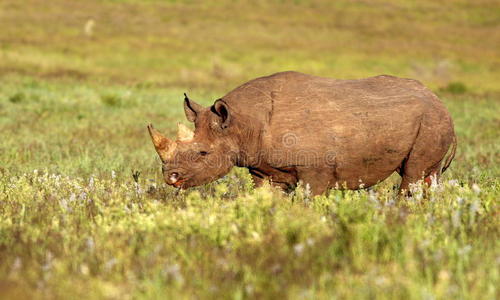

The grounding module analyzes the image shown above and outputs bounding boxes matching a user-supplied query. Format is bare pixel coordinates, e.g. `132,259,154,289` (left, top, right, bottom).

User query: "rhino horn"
177,123,194,142
147,124,176,161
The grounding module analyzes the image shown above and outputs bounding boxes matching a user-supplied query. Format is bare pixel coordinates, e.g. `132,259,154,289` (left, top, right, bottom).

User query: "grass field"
0,0,499,299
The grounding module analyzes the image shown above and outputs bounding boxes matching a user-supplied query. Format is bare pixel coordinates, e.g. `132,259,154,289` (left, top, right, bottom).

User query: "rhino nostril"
169,172,179,183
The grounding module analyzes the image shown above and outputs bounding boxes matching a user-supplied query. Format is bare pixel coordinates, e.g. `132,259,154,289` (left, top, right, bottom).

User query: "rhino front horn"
177,123,194,142
147,124,176,161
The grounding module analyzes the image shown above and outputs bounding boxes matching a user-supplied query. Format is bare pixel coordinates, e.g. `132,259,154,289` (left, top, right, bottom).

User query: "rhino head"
147,94,240,189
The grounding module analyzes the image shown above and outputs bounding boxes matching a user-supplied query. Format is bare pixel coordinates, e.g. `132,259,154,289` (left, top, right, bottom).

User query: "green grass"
0,0,499,299
1,0,499,91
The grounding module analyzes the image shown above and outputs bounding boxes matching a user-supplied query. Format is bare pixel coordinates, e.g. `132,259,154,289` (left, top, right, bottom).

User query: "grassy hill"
1,0,499,91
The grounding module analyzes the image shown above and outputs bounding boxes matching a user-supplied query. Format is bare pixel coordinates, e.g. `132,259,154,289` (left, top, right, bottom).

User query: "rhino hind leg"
398,127,454,195
399,159,443,195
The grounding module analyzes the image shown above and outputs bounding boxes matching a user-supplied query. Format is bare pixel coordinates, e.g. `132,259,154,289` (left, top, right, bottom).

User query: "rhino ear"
213,99,231,129
183,93,203,123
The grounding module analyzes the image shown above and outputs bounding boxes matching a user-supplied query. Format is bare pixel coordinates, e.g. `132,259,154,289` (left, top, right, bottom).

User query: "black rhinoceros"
148,71,456,195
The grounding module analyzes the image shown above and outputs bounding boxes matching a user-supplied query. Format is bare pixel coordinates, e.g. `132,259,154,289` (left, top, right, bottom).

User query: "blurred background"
1,0,498,92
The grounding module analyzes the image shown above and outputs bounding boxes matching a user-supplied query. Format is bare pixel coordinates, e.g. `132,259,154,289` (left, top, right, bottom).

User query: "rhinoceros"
148,71,456,195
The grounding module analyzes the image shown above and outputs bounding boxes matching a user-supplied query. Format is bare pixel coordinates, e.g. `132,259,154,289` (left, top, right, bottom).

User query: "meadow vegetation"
0,0,499,299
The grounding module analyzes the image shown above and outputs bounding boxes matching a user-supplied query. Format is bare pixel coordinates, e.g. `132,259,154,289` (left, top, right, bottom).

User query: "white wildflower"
457,245,472,256
245,284,254,295
420,239,431,248
105,258,117,272
84,19,95,37
438,270,450,281
293,243,305,255
79,192,87,200
369,190,380,207
42,252,54,272
251,231,261,242
375,276,388,286
451,210,461,228
469,200,480,215
80,264,90,275
86,238,95,251
304,183,311,198
59,199,70,212
134,182,143,195
11,257,22,272
208,214,216,225
89,176,95,189
471,183,481,194
162,263,184,285
69,193,76,202
430,174,439,188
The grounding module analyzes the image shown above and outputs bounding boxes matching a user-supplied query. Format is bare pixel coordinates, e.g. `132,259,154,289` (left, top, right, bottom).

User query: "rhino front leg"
248,166,299,192
250,173,291,191
248,168,286,189
249,173,265,188
249,169,266,188
297,167,334,196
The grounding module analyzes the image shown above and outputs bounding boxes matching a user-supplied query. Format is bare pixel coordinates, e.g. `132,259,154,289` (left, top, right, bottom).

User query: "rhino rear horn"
177,123,194,142
147,124,176,162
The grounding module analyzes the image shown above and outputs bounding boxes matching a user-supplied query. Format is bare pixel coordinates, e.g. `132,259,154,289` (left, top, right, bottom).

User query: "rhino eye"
199,151,209,156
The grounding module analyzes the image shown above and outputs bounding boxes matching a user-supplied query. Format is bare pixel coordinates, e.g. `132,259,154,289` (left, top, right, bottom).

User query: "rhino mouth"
172,177,189,188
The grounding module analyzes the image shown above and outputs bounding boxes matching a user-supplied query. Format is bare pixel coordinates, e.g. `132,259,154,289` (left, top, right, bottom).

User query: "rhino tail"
441,134,457,174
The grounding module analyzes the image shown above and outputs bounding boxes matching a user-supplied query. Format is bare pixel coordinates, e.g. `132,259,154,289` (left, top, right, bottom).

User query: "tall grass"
0,77,498,299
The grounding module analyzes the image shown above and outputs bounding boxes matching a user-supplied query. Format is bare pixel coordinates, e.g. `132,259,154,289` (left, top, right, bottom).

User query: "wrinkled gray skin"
150,71,457,195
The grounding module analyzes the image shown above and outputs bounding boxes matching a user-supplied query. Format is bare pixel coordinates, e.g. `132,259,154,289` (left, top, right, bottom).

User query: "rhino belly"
266,104,422,188
337,116,421,187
